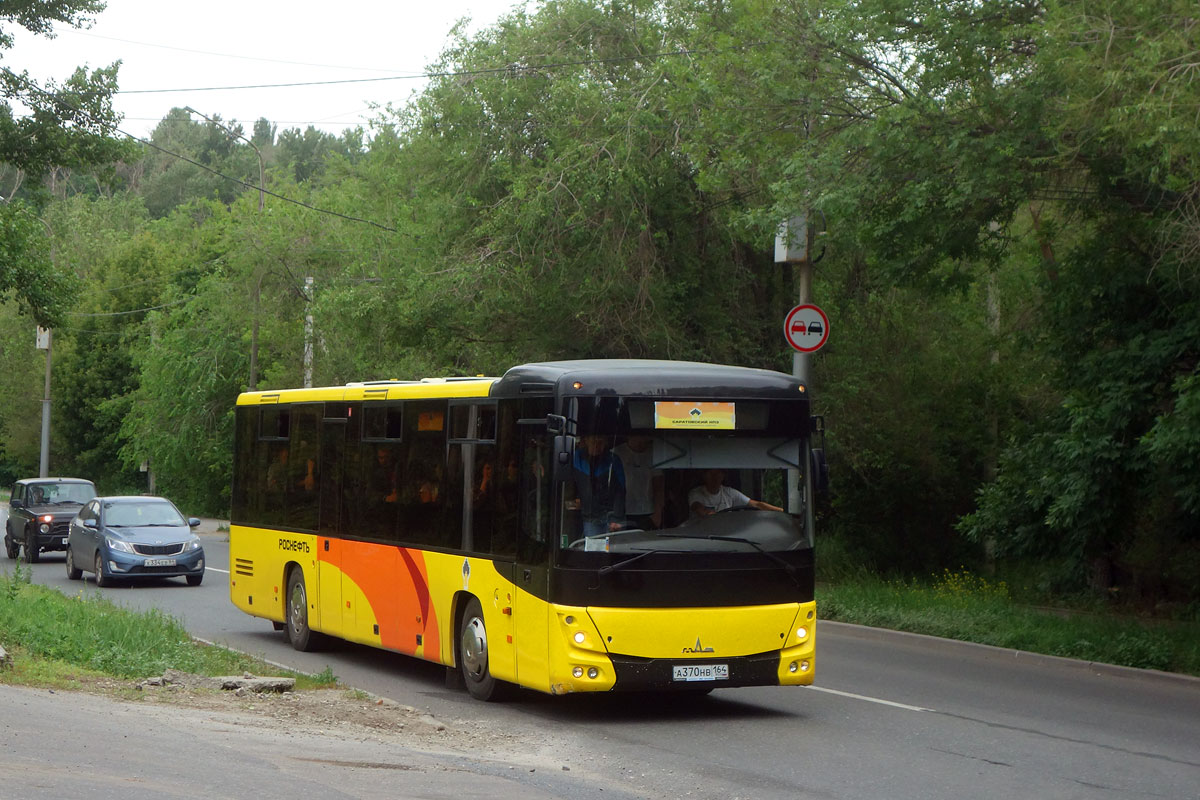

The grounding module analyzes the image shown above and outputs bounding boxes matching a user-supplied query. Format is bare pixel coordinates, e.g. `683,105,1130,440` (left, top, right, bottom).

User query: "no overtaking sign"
784,304,829,353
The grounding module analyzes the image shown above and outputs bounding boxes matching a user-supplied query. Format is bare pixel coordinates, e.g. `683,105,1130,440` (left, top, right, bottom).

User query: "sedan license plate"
143,558,177,567
673,663,729,682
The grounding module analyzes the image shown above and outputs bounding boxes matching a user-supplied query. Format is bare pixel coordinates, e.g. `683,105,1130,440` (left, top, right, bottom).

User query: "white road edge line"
206,567,230,574
810,685,931,712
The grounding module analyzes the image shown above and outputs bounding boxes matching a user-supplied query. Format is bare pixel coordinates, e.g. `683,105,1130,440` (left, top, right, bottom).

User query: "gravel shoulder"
0,672,640,800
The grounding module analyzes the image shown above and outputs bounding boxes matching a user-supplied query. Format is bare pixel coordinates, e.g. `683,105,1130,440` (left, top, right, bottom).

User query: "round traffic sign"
784,304,829,353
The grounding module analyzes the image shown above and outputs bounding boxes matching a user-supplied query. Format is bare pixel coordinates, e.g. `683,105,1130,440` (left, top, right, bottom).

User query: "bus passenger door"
319,413,347,637
513,433,553,688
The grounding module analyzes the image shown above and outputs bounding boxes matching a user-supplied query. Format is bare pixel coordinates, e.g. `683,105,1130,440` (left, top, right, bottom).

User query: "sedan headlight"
105,536,136,554
184,537,202,551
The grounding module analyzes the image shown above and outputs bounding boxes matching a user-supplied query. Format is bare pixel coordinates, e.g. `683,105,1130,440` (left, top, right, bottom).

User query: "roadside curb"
819,619,1200,689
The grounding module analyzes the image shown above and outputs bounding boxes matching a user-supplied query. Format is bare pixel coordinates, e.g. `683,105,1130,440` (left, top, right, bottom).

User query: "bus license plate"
144,558,176,567
673,664,729,682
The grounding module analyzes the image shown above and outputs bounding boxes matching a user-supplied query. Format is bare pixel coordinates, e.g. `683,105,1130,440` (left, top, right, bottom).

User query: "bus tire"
285,567,324,652
459,596,507,701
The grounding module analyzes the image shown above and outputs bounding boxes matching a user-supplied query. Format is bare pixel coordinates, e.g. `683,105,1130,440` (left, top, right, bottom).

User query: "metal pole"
792,258,814,385
303,276,314,388
39,329,52,477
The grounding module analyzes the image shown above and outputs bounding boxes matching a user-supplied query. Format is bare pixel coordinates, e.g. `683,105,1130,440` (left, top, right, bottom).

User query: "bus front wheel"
459,597,506,701
286,568,324,652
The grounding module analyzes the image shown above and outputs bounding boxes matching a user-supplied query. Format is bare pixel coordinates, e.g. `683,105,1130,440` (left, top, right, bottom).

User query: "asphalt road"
3,511,1199,800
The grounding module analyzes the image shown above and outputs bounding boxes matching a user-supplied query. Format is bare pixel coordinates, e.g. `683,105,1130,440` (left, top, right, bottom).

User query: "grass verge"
4,561,1197,692
0,564,337,690
818,569,1200,677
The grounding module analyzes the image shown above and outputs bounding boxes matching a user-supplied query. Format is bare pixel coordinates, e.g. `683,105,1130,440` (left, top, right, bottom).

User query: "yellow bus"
230,360,822,700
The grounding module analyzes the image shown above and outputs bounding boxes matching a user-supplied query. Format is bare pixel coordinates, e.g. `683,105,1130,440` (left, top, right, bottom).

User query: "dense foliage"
0,0,1196,611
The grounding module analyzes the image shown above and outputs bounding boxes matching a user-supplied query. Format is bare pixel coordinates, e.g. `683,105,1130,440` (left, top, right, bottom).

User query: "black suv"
5,478,97,563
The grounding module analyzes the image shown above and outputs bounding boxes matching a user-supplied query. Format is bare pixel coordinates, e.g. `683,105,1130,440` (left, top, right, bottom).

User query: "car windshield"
103,501,186,528
30,483,96,505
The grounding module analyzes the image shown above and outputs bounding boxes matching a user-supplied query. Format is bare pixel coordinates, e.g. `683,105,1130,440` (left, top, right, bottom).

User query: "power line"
70,30,424,74
66,298,190,317
115,45,758,95
1,66,398,233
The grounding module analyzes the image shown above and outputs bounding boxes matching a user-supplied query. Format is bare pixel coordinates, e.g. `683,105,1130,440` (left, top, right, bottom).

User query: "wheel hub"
461,617,488,678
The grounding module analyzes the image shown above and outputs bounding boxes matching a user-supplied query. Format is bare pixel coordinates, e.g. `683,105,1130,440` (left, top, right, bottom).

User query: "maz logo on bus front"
682,638,715,654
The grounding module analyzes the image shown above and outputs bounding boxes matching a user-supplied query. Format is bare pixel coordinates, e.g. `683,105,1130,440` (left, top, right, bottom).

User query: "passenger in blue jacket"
571,435,626,537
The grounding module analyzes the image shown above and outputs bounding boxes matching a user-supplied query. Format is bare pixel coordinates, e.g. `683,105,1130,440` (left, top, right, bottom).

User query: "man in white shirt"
613,436,664,528
688,468,783,519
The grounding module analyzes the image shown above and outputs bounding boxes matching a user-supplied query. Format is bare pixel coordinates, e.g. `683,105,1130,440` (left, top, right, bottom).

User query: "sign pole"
36,327,52,478
775,216,823,519
794,256,813,384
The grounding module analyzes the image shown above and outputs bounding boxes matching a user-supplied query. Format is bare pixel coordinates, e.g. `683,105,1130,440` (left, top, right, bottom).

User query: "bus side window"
396,399,448,547
518,437,553,564
287,405,321,532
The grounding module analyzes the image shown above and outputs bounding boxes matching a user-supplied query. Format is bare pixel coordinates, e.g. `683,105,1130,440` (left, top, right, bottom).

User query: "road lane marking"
810,685,930,712
207,567,230,574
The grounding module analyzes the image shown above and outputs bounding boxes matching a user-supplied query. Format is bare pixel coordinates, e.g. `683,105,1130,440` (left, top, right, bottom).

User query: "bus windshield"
560,396,812,556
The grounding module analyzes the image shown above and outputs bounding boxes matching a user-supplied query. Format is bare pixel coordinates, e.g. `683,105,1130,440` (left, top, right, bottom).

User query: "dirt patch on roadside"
75,671,525,759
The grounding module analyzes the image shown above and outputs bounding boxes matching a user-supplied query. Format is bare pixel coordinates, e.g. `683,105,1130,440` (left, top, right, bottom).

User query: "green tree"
0,1,130,320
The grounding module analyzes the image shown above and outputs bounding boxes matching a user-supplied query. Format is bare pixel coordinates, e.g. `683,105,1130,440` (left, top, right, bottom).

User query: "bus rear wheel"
459,597,507,701
285,567,324,652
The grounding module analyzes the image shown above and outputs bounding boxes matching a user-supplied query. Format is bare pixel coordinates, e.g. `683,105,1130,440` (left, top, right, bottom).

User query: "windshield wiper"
709,535,802,587
597,548,689,577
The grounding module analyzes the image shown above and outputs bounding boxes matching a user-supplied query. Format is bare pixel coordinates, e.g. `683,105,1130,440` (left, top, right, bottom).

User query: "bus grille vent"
234,558,254,577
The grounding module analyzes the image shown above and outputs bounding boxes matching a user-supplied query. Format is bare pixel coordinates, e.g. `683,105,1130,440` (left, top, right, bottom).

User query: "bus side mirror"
552,434,575,481
811,448,829,497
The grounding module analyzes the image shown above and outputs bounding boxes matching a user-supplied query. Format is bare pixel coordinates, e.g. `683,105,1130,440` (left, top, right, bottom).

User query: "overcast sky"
5,0,525,139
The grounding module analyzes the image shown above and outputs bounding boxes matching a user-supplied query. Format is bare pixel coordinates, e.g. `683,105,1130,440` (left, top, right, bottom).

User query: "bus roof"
236,360,805,406
236,377,497,406
491,359,806,400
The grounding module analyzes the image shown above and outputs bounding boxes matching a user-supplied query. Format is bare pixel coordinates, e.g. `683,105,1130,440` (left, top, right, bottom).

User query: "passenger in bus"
416,464,441,504
688,468,783,519
473,460,494,506
289,439,317,493
614,435,664,529
374,447,399,503
266,447,289,492
571,435,626,537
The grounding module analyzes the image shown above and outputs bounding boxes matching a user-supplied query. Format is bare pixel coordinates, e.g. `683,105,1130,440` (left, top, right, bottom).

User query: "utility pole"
303,276,314,388
775,214,824,522
36,326,51,477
